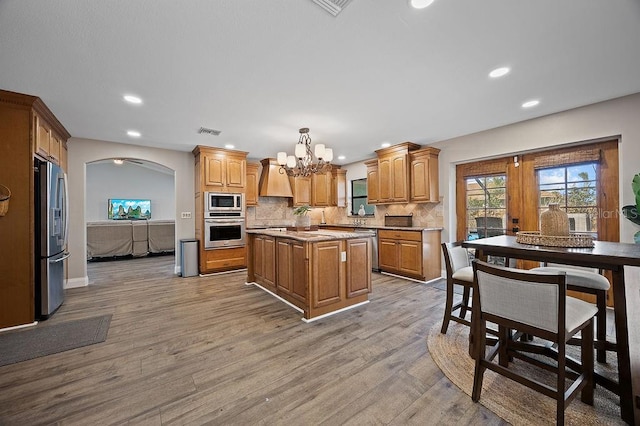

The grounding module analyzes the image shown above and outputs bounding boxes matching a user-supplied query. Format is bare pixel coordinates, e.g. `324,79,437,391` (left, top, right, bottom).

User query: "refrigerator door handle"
50,252,71,263
62,172,69,248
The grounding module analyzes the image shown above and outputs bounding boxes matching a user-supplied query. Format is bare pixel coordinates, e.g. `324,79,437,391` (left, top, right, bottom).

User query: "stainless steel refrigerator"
35,160,69,319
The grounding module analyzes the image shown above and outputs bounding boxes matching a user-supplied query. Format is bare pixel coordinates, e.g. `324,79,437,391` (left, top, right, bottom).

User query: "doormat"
0,314,111,367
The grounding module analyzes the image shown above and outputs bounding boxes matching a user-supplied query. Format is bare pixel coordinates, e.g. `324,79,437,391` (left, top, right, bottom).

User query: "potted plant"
293,205,312,228
621,173,640,243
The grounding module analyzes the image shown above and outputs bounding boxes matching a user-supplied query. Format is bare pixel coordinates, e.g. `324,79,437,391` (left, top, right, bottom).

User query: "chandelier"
277,128,333,177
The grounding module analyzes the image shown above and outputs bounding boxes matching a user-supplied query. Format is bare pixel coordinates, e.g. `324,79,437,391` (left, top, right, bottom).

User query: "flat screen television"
108,199,151,220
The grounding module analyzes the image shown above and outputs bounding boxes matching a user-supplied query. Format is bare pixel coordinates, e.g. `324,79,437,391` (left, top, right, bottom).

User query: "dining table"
463,235,639,425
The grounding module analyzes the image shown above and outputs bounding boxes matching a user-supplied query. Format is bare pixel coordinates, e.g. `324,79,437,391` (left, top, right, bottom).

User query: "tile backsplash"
246,197,443,228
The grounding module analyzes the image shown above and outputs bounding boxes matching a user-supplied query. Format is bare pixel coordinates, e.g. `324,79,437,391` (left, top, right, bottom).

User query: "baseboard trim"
65,276,88,289
247,281,304,314
300,300,370,323
0,321,38,333
380,271,442,284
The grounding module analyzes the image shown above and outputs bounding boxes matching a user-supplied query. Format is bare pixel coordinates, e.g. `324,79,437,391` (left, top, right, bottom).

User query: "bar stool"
530,266,612,363
440,242,474,334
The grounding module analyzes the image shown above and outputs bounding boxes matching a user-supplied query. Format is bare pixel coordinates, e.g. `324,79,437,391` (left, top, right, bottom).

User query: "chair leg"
596,290,607,363
498,325,509,367
557,340,566,425
472,319,487,402
441,279,455,334
581,320,595,405
459,285,470,319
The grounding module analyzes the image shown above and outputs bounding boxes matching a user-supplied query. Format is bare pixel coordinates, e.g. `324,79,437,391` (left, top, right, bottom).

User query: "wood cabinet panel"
391,155,407,201
378,229,422,242
35,115,51,159
312,241,342,308
378,157,392,202
203,247,246,272
410,147,440,203
398,241,422,276
60,141,68,172
226,156,246,188
245,162,259,206
379,239,399,270
204,155,225,188
364,159,379,204
346,239,371,297
291,241,307,303
277,240,293,295
290,176,312,207
311,172,331,206
331,169,347,207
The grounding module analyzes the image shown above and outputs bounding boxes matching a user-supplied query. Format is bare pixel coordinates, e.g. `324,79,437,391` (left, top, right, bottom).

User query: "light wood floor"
0,256,507,425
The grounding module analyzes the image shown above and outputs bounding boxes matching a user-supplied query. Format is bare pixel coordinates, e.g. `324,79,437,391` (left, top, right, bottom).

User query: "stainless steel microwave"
205,192,243,213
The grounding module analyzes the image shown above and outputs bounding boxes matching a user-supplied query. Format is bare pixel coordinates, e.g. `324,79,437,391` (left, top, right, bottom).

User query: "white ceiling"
1,0,639,164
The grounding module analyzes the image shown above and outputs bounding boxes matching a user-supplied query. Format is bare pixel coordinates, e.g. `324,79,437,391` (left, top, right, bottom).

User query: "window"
465,175,506,240
351,178,375,216
538,163,598,237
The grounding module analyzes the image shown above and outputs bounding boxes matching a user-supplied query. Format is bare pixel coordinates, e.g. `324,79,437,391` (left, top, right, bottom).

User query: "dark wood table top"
463,235,640,269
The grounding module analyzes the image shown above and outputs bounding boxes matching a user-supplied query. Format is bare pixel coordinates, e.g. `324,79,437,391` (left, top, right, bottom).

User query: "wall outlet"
341,251,346,262
181,212,192,219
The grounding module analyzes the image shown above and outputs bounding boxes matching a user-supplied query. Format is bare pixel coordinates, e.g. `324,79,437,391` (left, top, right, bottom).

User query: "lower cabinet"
202,246,246,273
378,229,441,281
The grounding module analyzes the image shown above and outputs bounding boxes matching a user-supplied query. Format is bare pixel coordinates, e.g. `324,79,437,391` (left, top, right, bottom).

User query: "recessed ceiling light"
410,0,435,9
522,99,540,108
113,159,124,165
489,67,510,78
224,144,235,149
381,142,391,148
127,130,141,137
337,155,346,160
123,95,142,104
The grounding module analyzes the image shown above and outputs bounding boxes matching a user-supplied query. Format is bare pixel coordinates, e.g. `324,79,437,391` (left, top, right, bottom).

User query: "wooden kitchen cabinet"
289,175,312,207
311,172,331,206
331,168,347,207
290,166,346,207
0,90,71,329
245,162,260,206
253,234,276,291
366,142,439,205
410,147,440,203
277,238,307,305
378,229,441,282
194,146,247,192
364,159,379,204
193,146,249,274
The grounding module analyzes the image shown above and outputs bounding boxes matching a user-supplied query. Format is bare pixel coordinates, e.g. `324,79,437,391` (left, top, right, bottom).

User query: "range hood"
258,158,293,198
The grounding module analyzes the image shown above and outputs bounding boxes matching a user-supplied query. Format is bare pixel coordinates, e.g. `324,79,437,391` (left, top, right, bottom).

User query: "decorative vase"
295,215,311,228
540,203,569,236
358,205,366,217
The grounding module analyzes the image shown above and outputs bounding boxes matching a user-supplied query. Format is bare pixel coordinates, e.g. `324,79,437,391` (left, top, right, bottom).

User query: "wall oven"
204,216,246,249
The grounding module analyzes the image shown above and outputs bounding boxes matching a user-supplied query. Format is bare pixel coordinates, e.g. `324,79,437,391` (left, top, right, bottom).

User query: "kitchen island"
246,229,372,322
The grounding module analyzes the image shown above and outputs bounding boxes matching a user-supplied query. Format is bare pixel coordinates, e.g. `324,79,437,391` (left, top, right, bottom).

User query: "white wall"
86,162,175,221
67,138,195,286
431,92,640,244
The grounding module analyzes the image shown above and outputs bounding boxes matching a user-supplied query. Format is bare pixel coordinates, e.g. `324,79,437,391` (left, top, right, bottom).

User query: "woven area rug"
427,321,624,425
0,315,111,367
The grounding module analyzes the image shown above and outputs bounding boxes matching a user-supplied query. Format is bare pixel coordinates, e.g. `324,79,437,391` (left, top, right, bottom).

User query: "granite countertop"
246,228,368,242
318,224,443,232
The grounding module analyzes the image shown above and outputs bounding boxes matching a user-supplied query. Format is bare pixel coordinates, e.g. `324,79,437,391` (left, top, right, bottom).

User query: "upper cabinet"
290,167,346,207
365,142,439,205
410,147,440,203
193,146,248,193
33,111,67,170
246,162,260,206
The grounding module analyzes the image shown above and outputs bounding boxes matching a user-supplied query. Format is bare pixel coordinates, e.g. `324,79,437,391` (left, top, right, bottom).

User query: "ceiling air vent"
198,127,221,136
311,0,353,16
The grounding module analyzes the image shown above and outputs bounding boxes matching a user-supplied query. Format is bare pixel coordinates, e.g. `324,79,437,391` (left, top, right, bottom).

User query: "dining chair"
440,242,473,334
530,265,611,363
471,260,597,425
